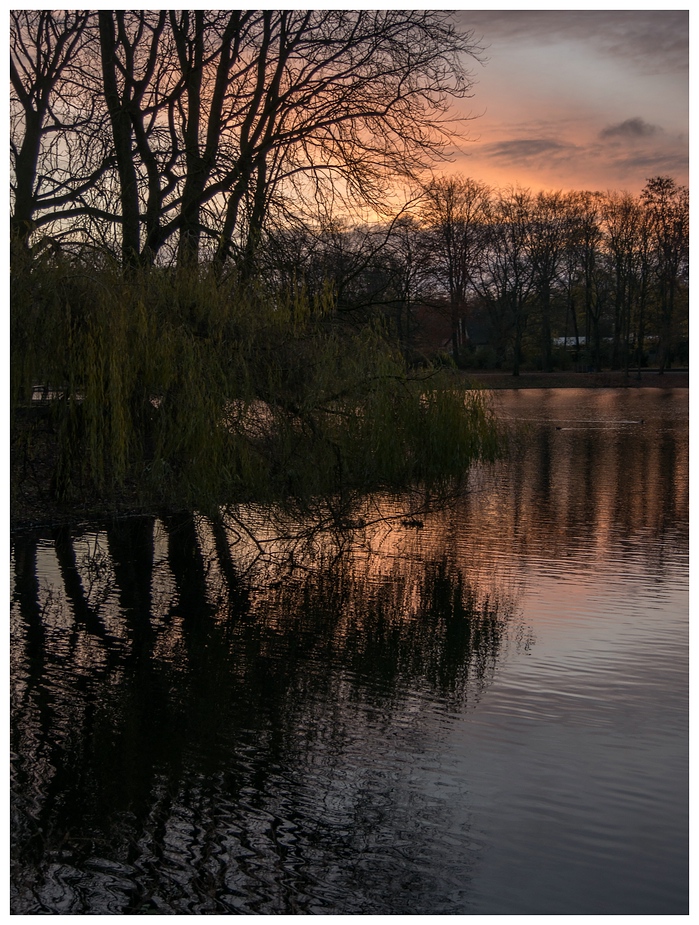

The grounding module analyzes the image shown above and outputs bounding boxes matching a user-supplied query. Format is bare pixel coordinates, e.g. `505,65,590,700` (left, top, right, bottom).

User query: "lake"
10,387,688,914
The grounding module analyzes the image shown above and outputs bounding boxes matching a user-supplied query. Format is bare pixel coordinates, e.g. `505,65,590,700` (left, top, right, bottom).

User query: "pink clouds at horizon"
441,10,688,196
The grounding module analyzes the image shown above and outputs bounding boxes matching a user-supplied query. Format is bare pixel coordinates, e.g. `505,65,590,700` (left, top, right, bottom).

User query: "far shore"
459,369,689,390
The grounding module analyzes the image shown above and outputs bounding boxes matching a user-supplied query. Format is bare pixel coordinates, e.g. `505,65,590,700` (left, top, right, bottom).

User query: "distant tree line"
290,176,687,377
419,176,689,375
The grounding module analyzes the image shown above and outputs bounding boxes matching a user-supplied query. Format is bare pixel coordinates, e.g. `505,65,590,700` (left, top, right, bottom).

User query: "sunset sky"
446,10,689,196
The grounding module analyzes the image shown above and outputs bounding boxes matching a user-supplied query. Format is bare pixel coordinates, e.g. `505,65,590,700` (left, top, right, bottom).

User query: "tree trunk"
98,12,141,268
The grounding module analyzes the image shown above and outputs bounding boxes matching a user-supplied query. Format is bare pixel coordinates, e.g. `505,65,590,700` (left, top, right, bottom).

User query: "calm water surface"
10,388,688,914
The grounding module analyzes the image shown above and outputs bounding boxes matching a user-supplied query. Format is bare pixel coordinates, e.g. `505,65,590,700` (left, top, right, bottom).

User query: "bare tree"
573,192,605,371
558,192,589,366
471,187,535,375
421,176,491,362
97,11,182,267
601,191,645,373
631,204,654,379
10,11,109,246
11,11,483,270
195,10,484,272
641,176,689,373
528,190,569,373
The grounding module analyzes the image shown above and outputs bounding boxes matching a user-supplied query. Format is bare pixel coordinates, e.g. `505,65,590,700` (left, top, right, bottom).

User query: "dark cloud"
456,11,688,76
473,131,687,190
600,118,662,140
485,138,570,162
608,150,689,174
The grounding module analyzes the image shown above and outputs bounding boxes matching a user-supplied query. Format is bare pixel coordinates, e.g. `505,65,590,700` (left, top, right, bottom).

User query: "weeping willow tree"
11,249,501,522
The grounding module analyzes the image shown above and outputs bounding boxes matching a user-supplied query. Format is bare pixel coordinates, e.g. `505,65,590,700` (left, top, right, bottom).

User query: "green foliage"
11,252,501,515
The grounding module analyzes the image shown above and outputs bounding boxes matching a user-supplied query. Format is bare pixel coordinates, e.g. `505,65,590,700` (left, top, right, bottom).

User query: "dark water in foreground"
10,388,688,914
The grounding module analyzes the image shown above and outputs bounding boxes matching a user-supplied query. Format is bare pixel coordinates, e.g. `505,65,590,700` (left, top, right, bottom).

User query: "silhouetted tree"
472,187,535,375
575,192,605,371
528,190,569,372
10,11,110,247
558,192,590,365
421,176,491,363
641,176,689,373
601,191,644,373
12,11,483,270
97,11,176,268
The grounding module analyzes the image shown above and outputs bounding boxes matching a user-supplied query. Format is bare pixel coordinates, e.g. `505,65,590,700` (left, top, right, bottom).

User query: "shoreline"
459,369,689,390
11,370,689,533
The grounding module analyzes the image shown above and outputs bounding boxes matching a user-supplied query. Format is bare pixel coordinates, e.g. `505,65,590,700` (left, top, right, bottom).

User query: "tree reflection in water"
11,389,687,914
11,507,518,914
